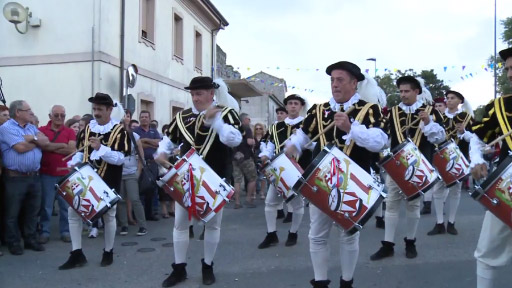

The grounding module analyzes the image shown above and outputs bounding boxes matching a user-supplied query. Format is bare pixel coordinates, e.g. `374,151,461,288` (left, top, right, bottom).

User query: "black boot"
447,222,458,235
420,201,431,215
404,237,417,259
427,223,446,236
162,263,187,287
189,225,194,239
59,249,87,270
370,241,395,261
340,278,353,288
285,231,298,247
283,212,293,223
375,216,385,229
310,279,331,288
100,249,113,267
258,231,279,249
201,258,215,285
276,209,285,219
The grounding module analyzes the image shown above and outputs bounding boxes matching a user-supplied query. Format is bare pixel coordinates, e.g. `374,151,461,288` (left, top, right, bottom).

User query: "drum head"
328,188,342,212
405,165,415,181
73,194,81,210
446,159,455,172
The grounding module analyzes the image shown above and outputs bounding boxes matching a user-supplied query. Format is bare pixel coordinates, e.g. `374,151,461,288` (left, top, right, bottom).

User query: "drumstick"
304,106,355,148
63,135,104,161
400,118,421,133
484,129,512,149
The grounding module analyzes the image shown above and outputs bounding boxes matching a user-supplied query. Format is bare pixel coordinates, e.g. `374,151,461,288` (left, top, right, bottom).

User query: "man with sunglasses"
38,105,77,244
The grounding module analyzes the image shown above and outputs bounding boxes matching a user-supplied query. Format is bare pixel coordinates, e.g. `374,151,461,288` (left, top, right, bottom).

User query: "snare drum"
261,151,303,202
471,156,512,230
432,140,470,187
293,144,384,234
56,163,120,225
380,140,438,200
157,148,234,223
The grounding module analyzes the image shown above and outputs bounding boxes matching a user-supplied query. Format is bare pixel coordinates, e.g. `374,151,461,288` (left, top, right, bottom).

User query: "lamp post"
366,58,377,77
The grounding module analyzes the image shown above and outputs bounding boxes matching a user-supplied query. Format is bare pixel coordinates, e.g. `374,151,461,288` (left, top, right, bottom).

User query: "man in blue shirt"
0,100,50,255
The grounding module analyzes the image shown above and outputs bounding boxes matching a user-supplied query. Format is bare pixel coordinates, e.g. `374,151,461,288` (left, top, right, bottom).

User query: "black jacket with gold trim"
386,104,444,163
301,99,385,173
444,111,473,158
166,106,242,179
266,120,312,170
77,123,130,192
472,95,512,165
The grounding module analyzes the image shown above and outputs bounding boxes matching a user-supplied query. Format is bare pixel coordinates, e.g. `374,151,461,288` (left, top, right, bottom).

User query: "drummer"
258,94,312,249
286,61,387,288
155,76,242,287
471,46,512,288
426,91,473,236
370,76,445,261
59,93,130,269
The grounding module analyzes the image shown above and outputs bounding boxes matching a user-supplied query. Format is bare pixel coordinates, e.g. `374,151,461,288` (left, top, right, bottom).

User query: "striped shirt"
0,118,42,172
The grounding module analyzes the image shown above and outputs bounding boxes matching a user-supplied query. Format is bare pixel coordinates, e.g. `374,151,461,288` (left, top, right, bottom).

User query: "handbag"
127,131,159,194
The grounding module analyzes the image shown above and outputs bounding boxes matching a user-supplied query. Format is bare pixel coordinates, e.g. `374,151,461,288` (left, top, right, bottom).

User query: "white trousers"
264,185,304,233
68,205,117,251
432,180,461,224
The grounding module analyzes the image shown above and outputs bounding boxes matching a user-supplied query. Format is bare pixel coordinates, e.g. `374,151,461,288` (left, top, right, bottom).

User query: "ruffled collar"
284,116,304,125
445,108,462,119
89,119,120,134
329,93,360,112
399,100,423,114
192,100,218,115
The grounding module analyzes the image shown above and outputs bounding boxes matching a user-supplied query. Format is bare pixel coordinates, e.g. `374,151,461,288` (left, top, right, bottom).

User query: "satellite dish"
126,64,138,88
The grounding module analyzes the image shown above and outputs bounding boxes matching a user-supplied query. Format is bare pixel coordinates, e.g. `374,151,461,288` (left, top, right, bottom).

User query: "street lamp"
366,58,377,77
2,2,41,34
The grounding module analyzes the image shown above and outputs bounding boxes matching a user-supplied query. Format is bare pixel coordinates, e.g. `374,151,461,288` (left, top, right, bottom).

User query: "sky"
212,0,512,109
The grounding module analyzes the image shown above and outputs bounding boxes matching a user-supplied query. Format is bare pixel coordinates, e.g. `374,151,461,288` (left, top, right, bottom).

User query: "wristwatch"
33,135,38,142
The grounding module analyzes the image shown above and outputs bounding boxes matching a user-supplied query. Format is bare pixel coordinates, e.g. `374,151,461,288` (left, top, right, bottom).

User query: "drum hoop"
379,140,412,166
57,162,93,186
346,195,384,235
480,156,512,192
299,143,335,185
436,140,454,152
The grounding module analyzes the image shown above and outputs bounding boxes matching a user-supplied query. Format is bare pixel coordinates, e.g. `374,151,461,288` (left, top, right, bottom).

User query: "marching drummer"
257,94,311,249
59,93,130,270
155,76,242,287
426,91,473,236
470,46,512,288
370,76,445,261
286,61,387,288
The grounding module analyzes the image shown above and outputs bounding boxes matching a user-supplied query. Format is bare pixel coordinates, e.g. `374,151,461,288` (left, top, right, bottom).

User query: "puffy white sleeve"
212,114,242,148
342,121,388,152
285,128,310,155
469,133,487,168
90,145,125,165
421,117,446,145
259,141,275,159
155,136,177,158
67,152,84,167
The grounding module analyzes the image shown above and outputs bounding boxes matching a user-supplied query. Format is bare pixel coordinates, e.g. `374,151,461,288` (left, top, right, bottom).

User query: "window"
140,0,155,44
173,13,183,59
194,30,203,71
140,99,155,119
171,106,184,118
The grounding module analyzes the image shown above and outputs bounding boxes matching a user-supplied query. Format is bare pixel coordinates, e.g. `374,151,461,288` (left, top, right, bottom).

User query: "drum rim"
479,155,512,192
294,143,336,192
435,140,454,152
57,162,93,186
347,195,384,235
379,140,411,166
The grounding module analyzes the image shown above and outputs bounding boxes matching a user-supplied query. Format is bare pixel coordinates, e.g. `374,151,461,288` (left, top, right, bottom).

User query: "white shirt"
399,101,446,145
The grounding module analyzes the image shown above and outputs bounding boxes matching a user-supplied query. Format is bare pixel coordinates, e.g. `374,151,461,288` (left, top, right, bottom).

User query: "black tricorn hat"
275,106,287,114
283,94,306,106
499,47,512,62
445,90,464,103
396,76,422,95
184,76,220,90
88,92,115,107
325,61,365,82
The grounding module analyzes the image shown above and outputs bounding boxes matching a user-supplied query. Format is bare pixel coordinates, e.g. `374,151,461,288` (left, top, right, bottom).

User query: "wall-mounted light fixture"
3,2,41,34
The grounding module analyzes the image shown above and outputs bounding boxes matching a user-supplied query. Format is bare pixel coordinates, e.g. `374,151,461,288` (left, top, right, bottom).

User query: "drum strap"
176,111,195,147
270,123,280,154
392,106,405,144
343,103,373,155
494,97,512,150
198,107,232,157
412,106,432,147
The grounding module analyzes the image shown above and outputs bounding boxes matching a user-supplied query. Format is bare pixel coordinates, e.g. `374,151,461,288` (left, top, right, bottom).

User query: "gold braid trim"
392,106,405,143
97,124,123,177
198,107,232,157
176,111,195,146
494,97,512,149
343,103,373,155
413,106,432,147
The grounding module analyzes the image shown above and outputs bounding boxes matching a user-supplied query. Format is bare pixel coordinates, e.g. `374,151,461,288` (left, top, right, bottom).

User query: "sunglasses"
255,127,263,130
52,113,66,118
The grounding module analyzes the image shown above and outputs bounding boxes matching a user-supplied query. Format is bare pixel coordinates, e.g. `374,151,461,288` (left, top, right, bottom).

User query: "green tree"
489,17,512,96
473,105,487,122
502,17,512,46
419,69,450,99
375,73,398,98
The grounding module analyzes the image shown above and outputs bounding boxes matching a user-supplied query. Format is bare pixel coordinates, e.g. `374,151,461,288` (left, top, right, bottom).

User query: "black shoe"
309,279,331,288
120,226,128,236
59,249,87,270
276,209,285,219
189,226,194,239
370,241,395,261
147,216,160,221
375,216,385,229
427,223,446,236
420,201,431,215
258,231,279,249
137,227,148,236
447,222,458,235
283,212,293,223
340,278,353,288
8,244,23,256
100,249,113,267
162,263,187,287
201,258,215,285
285,231,298,247
24,240,45,252
199,226,205,241
404,237,417,259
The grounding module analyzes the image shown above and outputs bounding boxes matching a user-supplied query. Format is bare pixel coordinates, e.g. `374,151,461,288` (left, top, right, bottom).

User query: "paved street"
1,190,511,288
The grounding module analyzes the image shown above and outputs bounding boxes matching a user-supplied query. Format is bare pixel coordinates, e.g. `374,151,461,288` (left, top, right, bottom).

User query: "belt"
5,169,39,177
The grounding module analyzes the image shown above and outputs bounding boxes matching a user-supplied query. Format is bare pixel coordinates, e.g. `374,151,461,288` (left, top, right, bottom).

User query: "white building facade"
0,0,228,127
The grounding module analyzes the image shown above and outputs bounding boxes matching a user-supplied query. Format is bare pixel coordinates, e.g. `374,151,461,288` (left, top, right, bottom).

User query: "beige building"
0,0,228,127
